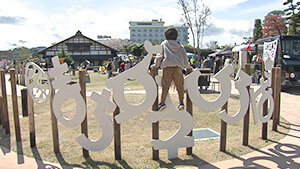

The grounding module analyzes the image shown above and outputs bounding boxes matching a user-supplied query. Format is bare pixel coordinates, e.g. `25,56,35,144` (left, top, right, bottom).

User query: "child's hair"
164,27,178,40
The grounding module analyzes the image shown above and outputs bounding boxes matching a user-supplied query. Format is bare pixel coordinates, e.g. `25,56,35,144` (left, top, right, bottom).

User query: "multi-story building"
129,19,189,44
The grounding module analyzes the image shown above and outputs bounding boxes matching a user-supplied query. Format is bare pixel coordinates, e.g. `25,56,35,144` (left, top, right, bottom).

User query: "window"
67,43,91,52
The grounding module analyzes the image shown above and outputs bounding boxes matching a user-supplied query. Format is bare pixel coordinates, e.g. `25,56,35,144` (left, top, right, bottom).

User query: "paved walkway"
1,74,300,168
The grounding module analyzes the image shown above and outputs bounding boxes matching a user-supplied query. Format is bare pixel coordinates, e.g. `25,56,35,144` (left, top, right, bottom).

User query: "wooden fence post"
113,105,121,160
151,67,159,160
15,65,19,85
21,64,26,86
272,67,281,131
243,64,250,146
0,70,10,134
79,70,89,158
10,69,22,141
0,96,2,125
21,88,28,117
28,87,36,147
220,102,228,152
186,68,193,155
50,82,60,153
262,62,268,140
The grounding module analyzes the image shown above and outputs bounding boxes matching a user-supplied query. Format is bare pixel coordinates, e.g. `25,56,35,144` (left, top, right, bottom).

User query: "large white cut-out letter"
219,70,251,124
184,65,233,111
76,89,116,151
250,77,274,124
106,41,159,123
25,62,52,104
49,56,86,127
148,75,194,160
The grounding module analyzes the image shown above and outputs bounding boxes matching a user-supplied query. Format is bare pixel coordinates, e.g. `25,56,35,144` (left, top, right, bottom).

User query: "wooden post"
186,68,193,155
0,96,2,125
50,82,60,153
151,67,159,160
21,88,28,117
0,70,10,134
10,69,22,141
262,62,268,140
272,67,281,131
28,88,36,147
113,105,121,160
21,64,26,86
79,70,89,157
15,65,19,85
243,64,250,146
220,102,228,152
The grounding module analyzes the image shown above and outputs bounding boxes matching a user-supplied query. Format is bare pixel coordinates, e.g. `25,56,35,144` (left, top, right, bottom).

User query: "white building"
129,19,189,44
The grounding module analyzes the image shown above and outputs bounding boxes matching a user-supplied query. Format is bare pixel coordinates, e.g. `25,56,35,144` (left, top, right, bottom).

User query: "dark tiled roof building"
38,31,118,66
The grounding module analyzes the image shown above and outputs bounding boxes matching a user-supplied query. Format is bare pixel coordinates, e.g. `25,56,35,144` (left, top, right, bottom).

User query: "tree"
12,47,31,61
178,0,211,63
283,0,300,35
124,43,145,57
263,15,287,37
58,47,73,64
205,40,218,50
253,19,263,41
183,43,195,53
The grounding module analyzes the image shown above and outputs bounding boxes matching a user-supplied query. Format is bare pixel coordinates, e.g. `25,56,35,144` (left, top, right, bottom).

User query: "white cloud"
0,0,286,50
203,0,248,12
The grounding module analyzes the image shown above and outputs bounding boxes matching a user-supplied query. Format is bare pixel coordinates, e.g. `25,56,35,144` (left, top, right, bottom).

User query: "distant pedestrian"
106,58,113,79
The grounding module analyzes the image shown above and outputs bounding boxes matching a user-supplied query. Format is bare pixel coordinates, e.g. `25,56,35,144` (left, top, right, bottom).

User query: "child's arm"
151,53,163,69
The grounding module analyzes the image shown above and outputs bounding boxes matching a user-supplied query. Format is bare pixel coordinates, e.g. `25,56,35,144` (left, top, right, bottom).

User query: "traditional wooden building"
38,30,118,66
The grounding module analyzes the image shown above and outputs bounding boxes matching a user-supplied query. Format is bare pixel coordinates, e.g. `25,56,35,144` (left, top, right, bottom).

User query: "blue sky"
0,0,287,50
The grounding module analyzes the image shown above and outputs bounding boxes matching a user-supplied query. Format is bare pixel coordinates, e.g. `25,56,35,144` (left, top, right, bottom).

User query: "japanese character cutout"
148,75,194,160
250,57,274,124
48,56,86,127
25,62,52,104
106,40,160,123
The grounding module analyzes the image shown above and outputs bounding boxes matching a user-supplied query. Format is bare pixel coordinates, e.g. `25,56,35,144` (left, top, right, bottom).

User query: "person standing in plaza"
152,27,192,111
106,58,113,79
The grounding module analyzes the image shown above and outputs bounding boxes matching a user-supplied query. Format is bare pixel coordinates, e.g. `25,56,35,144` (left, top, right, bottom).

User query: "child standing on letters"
152,27,192,111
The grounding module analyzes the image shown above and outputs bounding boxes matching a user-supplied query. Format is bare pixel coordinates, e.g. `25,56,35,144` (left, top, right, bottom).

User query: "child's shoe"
157,103,166,111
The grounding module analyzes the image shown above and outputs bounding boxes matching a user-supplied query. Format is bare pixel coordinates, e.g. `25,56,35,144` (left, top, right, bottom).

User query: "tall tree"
12,46,31,61
178,0,211,65
283,0,300,35
263,14,287,37
253,19,263,41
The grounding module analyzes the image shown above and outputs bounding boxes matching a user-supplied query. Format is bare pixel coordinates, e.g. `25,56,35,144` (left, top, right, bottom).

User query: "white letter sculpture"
250,57,274,124
184,65,233,111
219,69,252,124
106,41,160,123
48,56,86,127
25,62,51,104
76,89,116,151
148,76,194,160
23,41,276,159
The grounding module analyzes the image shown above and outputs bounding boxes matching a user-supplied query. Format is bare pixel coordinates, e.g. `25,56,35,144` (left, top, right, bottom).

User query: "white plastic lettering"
148,75,194,159
106,41,160,123
219,70,251,124
48,56,86,127
76,89,116,151
25,62,52,104
184,65,232,111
